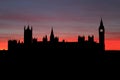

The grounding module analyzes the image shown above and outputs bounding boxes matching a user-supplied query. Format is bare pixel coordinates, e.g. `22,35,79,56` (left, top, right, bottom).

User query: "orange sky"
105,39,120,50
0,37,120,50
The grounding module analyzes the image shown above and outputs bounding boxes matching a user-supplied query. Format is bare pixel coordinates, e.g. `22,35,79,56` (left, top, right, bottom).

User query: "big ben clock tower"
99,18,105,50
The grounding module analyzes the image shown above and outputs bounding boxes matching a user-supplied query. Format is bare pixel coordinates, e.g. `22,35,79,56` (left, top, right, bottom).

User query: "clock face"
100,29,103,32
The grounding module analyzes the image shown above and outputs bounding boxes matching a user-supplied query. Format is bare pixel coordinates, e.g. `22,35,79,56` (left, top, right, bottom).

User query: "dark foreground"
0,49,120,78
0,49,120,65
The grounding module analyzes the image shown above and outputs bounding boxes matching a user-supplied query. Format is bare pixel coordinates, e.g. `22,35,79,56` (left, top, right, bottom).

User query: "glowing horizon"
0,0,120,50
0,33,120,50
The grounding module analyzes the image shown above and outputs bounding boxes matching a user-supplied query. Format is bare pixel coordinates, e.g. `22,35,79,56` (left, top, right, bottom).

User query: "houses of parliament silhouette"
2,19,120,65
8,19,105,53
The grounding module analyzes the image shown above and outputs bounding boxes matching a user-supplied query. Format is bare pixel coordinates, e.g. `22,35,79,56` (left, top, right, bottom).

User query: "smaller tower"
50,27,54,43
78,36,85,43
43,35,48,42
88,35,94,42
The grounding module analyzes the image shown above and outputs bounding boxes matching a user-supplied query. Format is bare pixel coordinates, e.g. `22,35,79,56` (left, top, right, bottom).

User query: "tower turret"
24,25,32,46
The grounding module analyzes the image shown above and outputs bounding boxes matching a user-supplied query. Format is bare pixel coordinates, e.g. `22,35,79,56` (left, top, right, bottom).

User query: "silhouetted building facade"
8,19,105,52
8,40,17,51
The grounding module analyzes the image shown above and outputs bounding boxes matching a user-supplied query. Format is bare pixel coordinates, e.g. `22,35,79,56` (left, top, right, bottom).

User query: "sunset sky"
0,0,120,50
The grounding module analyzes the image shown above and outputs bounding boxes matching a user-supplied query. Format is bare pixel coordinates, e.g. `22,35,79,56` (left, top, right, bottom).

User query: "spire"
51,27,54,37
100,18,104,28
50,27,54,42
